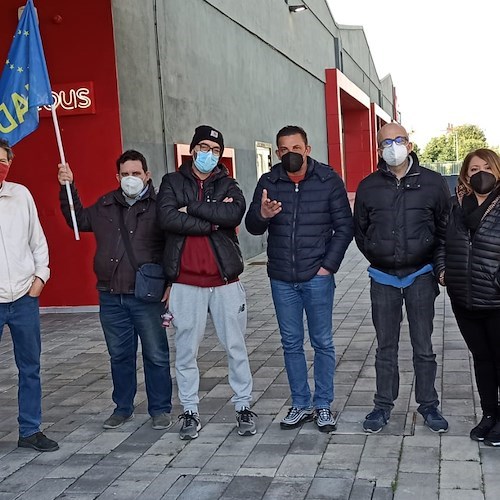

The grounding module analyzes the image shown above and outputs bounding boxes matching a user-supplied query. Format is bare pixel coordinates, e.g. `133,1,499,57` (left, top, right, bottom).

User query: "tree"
421,135,451,163
421,124,488,163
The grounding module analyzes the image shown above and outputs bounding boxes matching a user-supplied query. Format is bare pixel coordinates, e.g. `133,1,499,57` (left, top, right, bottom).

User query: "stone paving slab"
0,243,499,498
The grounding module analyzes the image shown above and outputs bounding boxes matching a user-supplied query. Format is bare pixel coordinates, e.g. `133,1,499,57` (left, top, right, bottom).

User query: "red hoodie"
176,175,225,287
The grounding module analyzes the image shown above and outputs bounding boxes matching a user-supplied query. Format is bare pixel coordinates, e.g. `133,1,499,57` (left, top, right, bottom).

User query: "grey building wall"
337,25,393,115
381,75,395,118
111,0,167,183
111,0,396,259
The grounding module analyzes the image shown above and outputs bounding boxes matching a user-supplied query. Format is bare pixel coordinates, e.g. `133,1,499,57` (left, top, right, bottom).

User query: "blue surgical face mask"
194,151,219,173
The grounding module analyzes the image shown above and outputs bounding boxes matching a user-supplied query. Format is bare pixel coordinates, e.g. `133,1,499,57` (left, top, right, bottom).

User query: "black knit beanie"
189,125,224,155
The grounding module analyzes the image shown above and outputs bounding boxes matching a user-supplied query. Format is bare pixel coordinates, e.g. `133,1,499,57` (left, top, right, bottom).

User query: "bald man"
354,123,451,434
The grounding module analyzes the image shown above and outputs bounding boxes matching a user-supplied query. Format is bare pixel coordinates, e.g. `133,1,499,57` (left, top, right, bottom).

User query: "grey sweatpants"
169,281,253,413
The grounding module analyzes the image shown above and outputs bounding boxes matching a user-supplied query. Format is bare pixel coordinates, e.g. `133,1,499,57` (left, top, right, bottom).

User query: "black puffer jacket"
245,157,354,282
435,189,500,310
156,162,245,282
59,182,164,293
354,152,450,277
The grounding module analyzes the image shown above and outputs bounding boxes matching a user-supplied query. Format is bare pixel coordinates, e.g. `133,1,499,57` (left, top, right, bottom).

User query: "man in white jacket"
0,138,58,452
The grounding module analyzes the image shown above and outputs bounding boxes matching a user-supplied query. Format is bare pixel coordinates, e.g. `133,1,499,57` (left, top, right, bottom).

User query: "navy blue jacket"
245,157,354,282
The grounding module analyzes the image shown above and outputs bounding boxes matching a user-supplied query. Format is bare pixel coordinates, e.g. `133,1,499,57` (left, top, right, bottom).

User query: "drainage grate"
248,261,267,265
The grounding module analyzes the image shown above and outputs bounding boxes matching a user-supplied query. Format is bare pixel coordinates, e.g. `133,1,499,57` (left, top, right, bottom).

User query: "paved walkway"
0,243,498,499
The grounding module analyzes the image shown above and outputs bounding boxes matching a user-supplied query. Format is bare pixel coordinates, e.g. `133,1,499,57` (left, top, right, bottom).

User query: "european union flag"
0,0,52,146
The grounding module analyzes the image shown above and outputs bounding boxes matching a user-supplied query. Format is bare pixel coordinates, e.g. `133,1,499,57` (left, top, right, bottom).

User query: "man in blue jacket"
245,125,353,432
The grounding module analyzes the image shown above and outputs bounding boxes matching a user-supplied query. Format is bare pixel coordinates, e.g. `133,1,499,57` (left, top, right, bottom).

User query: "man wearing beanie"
157,125,256,440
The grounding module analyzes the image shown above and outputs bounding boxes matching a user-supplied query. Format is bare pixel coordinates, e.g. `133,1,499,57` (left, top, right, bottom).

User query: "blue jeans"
370,272,440,413
99,292,172,417
271,275,335,409
0,294,42,437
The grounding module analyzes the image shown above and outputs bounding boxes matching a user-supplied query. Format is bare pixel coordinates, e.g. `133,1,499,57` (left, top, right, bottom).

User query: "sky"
327,0,500,149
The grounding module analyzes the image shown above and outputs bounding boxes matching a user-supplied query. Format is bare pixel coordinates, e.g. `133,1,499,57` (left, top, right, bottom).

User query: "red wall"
325,69,379,192
1,0,122,306
325,69,344,178
343,110,372,192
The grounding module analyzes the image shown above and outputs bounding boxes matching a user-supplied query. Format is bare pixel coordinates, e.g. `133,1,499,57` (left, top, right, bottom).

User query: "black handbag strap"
119,209,139,271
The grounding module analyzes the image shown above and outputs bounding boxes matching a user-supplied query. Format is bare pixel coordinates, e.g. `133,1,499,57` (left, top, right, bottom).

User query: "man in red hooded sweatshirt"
156,125,256,440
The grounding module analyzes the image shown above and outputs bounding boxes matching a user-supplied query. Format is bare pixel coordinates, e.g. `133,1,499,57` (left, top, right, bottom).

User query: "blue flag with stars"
0,0,52,146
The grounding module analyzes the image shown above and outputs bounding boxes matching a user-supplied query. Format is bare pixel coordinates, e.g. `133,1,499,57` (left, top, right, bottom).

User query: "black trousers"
452,302,500,415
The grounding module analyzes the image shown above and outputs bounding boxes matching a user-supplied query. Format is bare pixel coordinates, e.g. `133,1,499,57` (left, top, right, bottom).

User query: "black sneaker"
236,408,258,436
151,412,173,430
484,421,500,447
363,408,391,434
470,414,496,442
18,432,59,452
422,408,449,433
103,413,134,429
315,408,338,433
280,406,314,429
363,408,390,433
178,410,201,440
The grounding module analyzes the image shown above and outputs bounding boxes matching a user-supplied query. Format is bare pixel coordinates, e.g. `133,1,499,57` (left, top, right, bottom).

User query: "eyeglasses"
197,143,221,156
378,136,409,149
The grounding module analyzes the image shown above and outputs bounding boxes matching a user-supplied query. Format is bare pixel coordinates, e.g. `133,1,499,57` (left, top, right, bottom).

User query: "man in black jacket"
156,125,256,440
245,125,353,433
58,150,173,431
354,122,450,434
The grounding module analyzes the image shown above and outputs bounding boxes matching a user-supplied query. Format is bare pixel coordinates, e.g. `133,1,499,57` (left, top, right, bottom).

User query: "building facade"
1,0,397,307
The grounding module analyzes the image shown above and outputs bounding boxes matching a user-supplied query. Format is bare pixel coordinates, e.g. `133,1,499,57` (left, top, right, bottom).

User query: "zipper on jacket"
466,231,473,307
199,177,228,283
174,177,204,281
291,183,300,281
198,180,203,201
208,235,228,283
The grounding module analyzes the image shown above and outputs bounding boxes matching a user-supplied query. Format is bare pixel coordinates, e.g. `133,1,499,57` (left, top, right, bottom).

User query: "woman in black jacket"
435,148,500,446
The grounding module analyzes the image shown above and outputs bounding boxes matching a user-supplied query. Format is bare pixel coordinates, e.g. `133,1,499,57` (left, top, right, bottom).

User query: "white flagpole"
50,105,80,240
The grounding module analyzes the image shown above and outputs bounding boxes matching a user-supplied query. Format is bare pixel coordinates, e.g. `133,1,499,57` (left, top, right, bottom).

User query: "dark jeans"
452,303,500,416
370,273,440,413
99,292,172,417
0,294,42,437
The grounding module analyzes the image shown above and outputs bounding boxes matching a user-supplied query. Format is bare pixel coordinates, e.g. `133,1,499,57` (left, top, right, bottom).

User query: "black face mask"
470,171,497,195
281,152,304,173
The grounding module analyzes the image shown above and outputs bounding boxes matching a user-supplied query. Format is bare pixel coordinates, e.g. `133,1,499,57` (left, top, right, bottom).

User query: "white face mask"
382,143,408,167
121,176,145,198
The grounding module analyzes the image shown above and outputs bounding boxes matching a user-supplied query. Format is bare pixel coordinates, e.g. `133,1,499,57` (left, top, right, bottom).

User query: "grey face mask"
121,176,144,198
382,143,408,167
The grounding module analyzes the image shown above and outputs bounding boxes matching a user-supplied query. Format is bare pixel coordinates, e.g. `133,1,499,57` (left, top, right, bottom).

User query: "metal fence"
420,161,462,175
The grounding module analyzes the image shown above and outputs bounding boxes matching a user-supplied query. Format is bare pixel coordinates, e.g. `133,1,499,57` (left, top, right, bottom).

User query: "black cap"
189,125,224,155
